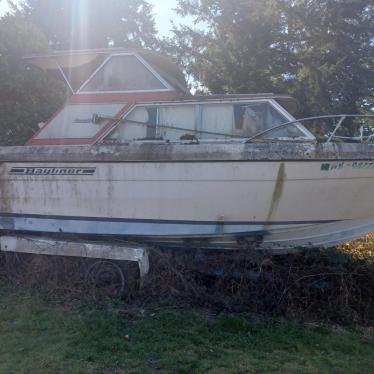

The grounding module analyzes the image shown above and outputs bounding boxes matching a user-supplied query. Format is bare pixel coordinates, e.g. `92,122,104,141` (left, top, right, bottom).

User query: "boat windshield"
105,100,314,143
31,103,126,144
233,102,303,138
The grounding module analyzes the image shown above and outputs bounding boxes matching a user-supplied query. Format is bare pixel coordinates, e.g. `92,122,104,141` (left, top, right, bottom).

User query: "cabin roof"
24,48,188,94
23,49,298,113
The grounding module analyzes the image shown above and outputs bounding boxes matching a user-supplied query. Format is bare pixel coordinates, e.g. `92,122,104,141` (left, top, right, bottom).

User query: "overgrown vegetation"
0,283,373,373
1,237,373,326
140,244,374,326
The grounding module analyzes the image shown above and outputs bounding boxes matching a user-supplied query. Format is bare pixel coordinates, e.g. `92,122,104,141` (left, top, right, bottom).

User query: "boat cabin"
24,49,314,145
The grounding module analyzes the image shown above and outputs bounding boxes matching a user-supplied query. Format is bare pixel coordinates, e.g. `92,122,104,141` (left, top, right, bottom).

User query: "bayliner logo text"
9,167,96,176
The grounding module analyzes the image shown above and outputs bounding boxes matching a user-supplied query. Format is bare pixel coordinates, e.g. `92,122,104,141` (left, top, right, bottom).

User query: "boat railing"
246,114,374,143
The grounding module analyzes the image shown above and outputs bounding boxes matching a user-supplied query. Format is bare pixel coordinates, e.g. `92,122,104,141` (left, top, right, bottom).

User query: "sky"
149,0,195,37
0,0,194,37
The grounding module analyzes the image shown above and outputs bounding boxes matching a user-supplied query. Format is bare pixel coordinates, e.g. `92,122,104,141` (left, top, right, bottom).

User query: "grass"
0,284,373,373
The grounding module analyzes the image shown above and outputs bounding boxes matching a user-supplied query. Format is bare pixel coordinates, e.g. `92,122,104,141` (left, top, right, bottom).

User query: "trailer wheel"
85,260,126,298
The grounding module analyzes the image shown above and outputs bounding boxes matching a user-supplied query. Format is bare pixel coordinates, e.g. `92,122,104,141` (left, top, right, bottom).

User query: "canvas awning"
24,51,100,70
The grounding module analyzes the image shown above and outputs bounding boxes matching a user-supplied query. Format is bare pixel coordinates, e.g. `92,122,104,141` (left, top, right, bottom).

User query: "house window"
80,55,167,92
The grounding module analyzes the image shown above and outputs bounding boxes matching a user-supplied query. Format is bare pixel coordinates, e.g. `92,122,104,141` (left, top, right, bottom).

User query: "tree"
170,0,293,95
0,14,65,145
15,0,158,50
171,0,373,116
286,1,374,116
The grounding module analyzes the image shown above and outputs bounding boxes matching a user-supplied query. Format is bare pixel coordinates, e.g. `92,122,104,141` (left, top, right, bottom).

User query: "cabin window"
80,55,167,92
108,105,195,141
109,106,158,141
158,105,195,139
105,100,310,143
60,55,106,92
35,103,125,139
200,104,233,139
233,102,304,138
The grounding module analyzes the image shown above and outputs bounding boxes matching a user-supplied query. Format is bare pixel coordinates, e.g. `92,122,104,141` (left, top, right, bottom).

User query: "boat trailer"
0,235,150,296
0,235,150,277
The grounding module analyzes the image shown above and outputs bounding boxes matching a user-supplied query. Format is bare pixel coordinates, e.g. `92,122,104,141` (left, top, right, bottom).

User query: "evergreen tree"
0,14,65,145
170,0,292,95
172,0,373,115
286,0,373,115
15,0,158,50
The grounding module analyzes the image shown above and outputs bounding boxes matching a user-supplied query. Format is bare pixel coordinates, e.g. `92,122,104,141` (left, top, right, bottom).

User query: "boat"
0,48,374,256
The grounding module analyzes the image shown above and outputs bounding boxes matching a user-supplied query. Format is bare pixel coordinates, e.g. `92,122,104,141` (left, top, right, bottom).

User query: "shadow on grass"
0,283,373,373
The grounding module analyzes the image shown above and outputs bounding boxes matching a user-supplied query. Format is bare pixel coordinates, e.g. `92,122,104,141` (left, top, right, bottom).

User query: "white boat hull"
1,157,374,251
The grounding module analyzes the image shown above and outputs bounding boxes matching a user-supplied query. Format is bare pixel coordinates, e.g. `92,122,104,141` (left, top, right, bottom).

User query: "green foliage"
172,0,373,116
169,0,292,94
0,285,373,373
0,14,65,145
286,1,374,116
17,0,158,49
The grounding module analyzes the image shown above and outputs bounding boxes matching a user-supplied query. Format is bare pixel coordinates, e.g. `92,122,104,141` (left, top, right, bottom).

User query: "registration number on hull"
321,161,374,171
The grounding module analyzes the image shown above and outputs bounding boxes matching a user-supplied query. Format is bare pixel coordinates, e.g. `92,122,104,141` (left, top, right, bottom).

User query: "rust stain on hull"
266,162,286,222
